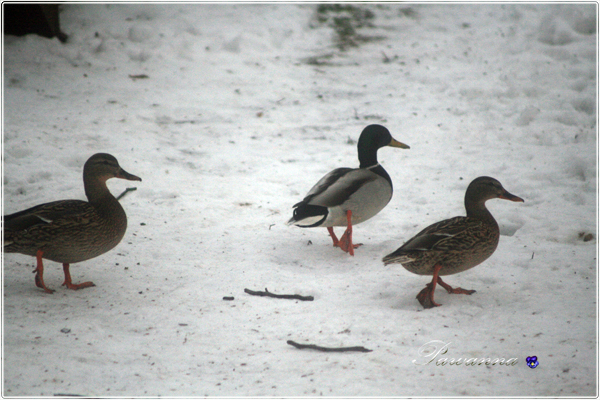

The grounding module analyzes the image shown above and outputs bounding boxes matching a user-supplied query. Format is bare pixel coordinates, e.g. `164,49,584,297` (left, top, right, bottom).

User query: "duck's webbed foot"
338,228,362,256
62,264,96,290
416,282,441,308
437,277,476,295
337,210,362,256
33,250,54,294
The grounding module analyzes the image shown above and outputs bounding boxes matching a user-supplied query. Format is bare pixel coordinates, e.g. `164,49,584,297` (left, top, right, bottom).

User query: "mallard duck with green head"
383,176,524,308
4,153,142,293
288,124,410,255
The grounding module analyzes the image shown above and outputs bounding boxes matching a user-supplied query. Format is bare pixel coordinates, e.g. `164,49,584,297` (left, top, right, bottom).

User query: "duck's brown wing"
383,217,491,265
4,200,92,234
401,217,475,251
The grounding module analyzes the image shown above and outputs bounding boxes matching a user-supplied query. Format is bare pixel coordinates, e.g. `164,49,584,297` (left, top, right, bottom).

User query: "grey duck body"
288,125,409,255
291,164,394,228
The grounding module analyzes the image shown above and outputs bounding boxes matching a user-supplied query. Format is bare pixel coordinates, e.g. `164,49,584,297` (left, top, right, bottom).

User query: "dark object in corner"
4,4,68,42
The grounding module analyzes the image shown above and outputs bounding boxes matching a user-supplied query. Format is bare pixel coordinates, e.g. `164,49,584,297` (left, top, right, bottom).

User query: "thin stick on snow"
116,187,137,201
287,340,372,353
244,288,314,301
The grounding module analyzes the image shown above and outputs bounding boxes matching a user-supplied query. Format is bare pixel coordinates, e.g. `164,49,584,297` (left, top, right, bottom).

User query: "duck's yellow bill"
389,138,410,149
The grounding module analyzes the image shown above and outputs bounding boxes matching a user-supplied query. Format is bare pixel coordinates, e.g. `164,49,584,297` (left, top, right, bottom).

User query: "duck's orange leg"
62,264,95,290
33,250,54,294
417,265,476,308
327,227,340,247
437,277,476,296
338,210,362,256
416,264,443,308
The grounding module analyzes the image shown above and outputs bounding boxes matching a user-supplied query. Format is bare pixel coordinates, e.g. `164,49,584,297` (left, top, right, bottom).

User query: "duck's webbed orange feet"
327,227,340,247
33,250,54,294
437,277,476,295
416,264,444,309
62,280,96,290
338,229,362,256
416,283,441,308
416,265,476,308
62,264,95,291
337,210,362,256
328,226,361,255
33,267,55,294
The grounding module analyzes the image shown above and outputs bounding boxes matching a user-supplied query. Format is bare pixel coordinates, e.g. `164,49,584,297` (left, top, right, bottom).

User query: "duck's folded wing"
300,168,378,208
4,200,91,232
399,216,487,253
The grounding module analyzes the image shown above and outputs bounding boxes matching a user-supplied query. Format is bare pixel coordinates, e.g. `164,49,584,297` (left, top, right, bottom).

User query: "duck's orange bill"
499,191,524,202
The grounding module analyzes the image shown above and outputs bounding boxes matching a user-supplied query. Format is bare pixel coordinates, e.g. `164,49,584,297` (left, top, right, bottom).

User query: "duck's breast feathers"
300,167,386,208
4,200,92,232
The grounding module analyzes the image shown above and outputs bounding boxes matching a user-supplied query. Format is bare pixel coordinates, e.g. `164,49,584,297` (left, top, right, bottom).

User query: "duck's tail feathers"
287,203,328,228
382,251,414,266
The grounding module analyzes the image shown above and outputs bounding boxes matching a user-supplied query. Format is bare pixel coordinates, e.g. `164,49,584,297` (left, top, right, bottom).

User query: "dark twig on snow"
116,187,137,201
287,340,372,353
381,50,391,63
244,288,314,301
129,74,149,80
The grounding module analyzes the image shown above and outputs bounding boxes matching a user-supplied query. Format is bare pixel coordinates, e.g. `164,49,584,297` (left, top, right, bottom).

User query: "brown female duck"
382,176,523,308
4,153,141,293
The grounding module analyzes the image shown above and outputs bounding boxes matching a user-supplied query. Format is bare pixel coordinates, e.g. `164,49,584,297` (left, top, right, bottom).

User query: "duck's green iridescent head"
357,124,409,168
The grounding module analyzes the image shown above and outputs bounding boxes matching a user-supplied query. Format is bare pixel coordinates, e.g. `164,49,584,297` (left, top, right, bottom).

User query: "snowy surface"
2,3,597,397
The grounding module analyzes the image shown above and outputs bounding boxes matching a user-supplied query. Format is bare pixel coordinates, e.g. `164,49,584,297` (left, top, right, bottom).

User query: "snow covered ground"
2,3,597,397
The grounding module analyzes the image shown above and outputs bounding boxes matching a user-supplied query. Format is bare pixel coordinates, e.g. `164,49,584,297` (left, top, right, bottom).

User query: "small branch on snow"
116,187,137,201
129,74,149,80
287,340,372,353
244,288,314,301
381,51,391,63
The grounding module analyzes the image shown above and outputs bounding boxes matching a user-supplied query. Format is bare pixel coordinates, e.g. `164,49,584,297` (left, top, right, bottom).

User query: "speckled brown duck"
4,153,142,293
382,176,523,308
